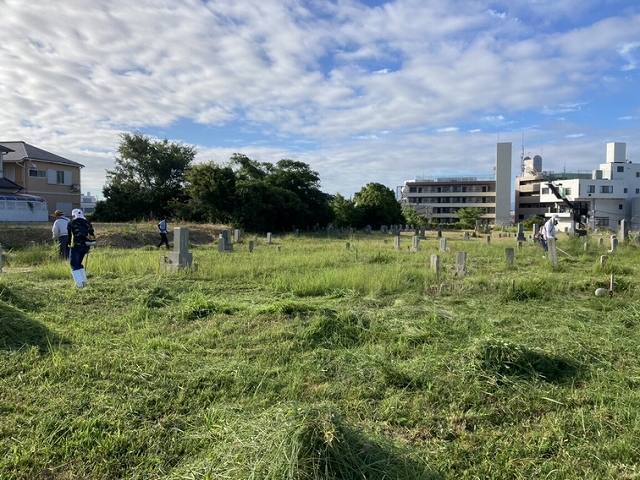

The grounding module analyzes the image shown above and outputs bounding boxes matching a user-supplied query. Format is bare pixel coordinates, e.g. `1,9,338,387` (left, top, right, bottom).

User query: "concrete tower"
495,142,512,226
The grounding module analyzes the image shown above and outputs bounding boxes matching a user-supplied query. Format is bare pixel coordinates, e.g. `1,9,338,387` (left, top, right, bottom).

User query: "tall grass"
1,230,640,478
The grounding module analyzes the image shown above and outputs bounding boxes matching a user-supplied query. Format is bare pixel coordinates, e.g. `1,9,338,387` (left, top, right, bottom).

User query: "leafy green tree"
178,162,236,223
93,132,196,221
456,207,484,228
330,193,357,229
402,205,427,226
353,182,403,229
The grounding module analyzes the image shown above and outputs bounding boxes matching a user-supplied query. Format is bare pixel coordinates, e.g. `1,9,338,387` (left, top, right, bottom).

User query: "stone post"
439,237,447,252
547,237,558,266
505,247,515,266
431,254,440,282
411,235,420,252
455,251,467,277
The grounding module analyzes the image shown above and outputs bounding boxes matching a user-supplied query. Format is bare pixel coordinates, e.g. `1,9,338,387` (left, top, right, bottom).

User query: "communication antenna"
520,132,525,174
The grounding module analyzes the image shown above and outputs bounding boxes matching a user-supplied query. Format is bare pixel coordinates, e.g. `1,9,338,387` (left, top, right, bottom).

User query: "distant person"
157,216,170,249
67,209,95,287
51,210,70,259
540,215,559,257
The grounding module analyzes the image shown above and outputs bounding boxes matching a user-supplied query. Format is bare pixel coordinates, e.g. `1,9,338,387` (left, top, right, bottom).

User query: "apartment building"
400,142,512,226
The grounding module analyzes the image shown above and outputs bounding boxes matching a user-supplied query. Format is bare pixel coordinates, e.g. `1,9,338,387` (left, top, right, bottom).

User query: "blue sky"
0,0,638,199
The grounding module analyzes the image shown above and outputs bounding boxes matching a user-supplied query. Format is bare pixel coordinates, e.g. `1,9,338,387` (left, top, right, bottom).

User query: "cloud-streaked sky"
1,0,639,199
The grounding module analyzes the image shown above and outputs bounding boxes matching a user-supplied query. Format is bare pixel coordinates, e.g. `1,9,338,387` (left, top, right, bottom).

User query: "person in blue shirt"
157,217,170,249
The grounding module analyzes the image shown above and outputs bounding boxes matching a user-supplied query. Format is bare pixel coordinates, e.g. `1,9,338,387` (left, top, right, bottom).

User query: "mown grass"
1,230,640,479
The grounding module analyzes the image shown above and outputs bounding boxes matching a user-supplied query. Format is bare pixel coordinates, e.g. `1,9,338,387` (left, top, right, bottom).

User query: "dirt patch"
0,222,229,249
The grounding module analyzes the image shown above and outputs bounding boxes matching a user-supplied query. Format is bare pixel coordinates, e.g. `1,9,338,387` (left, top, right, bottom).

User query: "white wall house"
540,142,640,232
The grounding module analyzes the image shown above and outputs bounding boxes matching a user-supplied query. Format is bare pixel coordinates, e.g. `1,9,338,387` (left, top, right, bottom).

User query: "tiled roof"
0,177,23,193
0,141,84,168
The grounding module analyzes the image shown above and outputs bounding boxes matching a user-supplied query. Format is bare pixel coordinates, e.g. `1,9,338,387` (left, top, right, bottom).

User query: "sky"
1,0,639,200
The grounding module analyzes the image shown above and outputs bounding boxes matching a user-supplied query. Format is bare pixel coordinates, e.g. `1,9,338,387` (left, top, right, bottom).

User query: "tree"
330,193,357,228
456,207,484,228
93,132,196,221
179,162,236,223
402,205,427,226
353,182,404,229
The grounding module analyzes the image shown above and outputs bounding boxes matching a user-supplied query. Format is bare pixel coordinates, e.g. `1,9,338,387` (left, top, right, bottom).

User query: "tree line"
91,132,407,232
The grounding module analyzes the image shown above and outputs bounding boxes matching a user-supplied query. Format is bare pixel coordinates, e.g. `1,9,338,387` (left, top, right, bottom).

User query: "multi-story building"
540,142,639,232
400,142,512,226
0,141,84,218
81,192,98,215
514,154,591,222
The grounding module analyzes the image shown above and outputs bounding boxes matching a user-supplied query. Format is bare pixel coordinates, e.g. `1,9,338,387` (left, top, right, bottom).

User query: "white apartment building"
540,142,639,232
400,142,512,226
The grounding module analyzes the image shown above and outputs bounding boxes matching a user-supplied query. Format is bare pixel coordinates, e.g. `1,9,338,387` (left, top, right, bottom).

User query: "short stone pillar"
439,237,447,252
267,232,272,244
218,234,226,253
431,254,440,282
234,229,242,243
600,255,607,267
599,237,604,247
161,227,194,270
532,224,540,242
394,236,401,250
248,240,254,252
29,241,36,249
505,247,515,266
463,232,470,241
437,228,442,238
455,251,467,278
365,225,372,235
620,220,628,242
420,226,426,240
411,235,420,252
610,235,618,253
221,229,234,251
516,223,525,241
547,237,558,266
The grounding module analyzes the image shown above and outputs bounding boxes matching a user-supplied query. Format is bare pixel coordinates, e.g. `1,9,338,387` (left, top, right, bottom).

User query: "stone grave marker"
455,251,467,277
505,247,515,266
161,227,195,270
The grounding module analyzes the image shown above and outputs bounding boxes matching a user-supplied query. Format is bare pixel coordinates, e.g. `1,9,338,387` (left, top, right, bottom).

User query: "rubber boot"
79,268,87,283
72,269,84,288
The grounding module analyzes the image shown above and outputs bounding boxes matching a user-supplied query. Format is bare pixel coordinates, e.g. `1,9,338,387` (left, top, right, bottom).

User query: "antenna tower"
520,133,525,174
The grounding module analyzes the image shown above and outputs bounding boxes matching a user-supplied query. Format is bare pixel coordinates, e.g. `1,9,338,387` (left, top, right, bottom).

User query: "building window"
562,188,571,196
56,171,65,184
600,185,613,193
409,187,417,193
587,185,595,193
29,169,47,178
636,189,639,194
636,172,640,177
617,166,625,173
595,217,609,227
619,204,623,210
541,187,549,195
624,188,628,193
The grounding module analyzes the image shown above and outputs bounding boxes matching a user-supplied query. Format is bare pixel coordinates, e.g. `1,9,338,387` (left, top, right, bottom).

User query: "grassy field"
1,228,640,479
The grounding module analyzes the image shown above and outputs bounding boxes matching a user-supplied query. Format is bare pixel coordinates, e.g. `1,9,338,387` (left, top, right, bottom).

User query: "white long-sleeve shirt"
52,216,70,240
542,218,557,240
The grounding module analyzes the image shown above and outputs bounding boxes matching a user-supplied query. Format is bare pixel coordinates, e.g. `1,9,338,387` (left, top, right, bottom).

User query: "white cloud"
0,0,638,199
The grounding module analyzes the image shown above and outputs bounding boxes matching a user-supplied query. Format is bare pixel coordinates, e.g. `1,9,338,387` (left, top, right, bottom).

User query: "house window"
541,187,549,195
600,185,613,193
56,171,65,184
617,166,625,173
587,185,595,193
29,169,47,178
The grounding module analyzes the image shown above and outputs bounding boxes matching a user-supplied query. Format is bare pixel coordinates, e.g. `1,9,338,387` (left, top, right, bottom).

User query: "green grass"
2,230,640,479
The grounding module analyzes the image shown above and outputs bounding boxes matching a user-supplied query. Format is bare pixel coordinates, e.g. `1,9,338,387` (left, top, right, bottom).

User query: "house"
540,142,639,233
0,143,49,222
400,143,513,226
0,141,84,219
